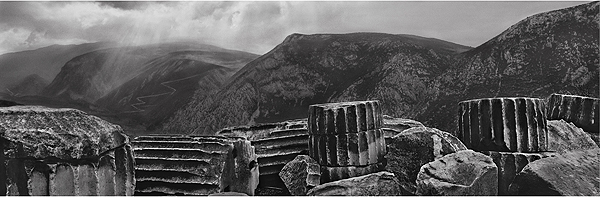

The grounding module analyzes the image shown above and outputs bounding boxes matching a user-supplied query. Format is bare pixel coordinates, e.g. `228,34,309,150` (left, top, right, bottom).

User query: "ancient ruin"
308,101,386,183
131,135,258,195
2,94,599,196
0,106,134,195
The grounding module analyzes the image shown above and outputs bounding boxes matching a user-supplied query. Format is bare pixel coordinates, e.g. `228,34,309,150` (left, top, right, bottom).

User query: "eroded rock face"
384,126,467,188
1,106,134,196
416,150,498,196
0,106,127,160
458,97,548,152
547,120,598,152
279,155,320,196
307,171,405,196
508,148,600,195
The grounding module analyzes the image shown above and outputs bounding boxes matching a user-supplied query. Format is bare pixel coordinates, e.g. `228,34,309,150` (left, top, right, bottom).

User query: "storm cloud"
0,1,587,55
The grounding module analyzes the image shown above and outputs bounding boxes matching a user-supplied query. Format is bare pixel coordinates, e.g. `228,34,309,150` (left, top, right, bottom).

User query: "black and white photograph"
0,1,598,196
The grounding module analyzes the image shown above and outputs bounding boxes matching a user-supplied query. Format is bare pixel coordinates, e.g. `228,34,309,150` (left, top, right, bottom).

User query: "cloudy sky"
0,1,588,55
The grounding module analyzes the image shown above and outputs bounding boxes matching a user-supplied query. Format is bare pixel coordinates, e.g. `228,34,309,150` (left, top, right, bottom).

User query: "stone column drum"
546,93,599,133
457,97,554,195
458,97,548,152
0,106,135,196
308,100,386,183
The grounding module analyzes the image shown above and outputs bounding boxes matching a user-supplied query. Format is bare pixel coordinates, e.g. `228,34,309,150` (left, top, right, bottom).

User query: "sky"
0,1,589,55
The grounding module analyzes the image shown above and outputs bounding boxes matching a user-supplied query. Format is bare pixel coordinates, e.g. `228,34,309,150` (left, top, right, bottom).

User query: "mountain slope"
163,33,472,134
42,42,243,103
419,2,599,132
96,50,257,131
0,42,114,93
6,74,49,96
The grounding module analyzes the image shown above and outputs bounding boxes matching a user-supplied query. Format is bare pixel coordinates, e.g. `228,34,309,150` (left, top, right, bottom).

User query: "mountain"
163,2,598,136
6,74,50,96
418,2,599,132
95,50,257,131
162,33,472,135
42,42,238,104
0,42,114,93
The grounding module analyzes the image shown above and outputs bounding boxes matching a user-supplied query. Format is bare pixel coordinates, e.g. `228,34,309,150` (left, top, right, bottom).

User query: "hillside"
162,33,472,134
6,74,49,96
96,50,257,131
0,42,114,93
42,42,241,104
419,2,599,132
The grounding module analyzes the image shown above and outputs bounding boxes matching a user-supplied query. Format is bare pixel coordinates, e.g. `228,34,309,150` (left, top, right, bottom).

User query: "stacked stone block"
0,106,135,196
216,119,309,191
132,135,258,196
457,97,554,195
546,93,599,133
308,100,386,183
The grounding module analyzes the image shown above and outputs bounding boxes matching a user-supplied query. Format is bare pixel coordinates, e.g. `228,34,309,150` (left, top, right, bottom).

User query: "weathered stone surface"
218,122,310,190
547,93,599,133
308,100,383,135
132,135,257,196
508,148,600,195
321,162,385,183
217,119,307,141
279,155,320,196
208,191,249,196
1,106,134,196
231,140,259,195
458,97,548,152
480,151,556,195
384,127,467,186
307,171,405,196
309,129,385,166
382,115,425,135
588,132,600,146
0,106,128,160
416,150,498,196
547,120,598,152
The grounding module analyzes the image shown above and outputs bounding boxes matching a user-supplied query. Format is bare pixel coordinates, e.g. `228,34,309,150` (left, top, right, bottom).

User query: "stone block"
508,149,600,195
132,135,257,196
384,127,467,185
279,155,321,196
307,171,405,196
547,120,598,153
382,115,425,135
416,150,498,196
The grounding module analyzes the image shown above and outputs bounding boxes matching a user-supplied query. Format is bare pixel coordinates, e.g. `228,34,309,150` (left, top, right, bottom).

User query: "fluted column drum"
458,97,548,153
308,100,386,183
547,93,599,133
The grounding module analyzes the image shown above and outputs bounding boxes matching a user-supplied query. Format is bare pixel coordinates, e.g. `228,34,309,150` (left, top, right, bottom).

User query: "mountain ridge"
162,2,598,136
